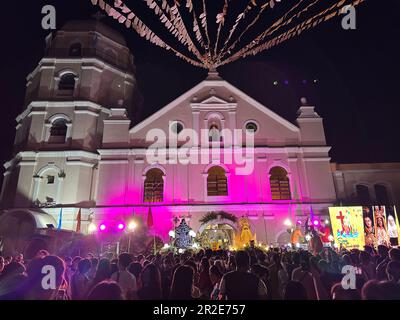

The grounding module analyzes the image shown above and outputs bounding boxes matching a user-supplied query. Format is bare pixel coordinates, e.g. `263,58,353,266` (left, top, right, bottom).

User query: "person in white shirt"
219,251,268,300
111,253,137,299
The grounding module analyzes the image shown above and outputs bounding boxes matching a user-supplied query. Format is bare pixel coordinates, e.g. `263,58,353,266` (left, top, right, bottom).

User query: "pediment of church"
129,76,300,147
195,93,233,105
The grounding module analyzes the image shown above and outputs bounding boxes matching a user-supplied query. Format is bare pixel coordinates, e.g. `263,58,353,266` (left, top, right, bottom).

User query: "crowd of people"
0,244,400,300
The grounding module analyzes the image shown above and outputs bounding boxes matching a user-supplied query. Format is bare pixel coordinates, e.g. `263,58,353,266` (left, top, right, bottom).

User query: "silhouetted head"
87,280,123,300
235,251,250,271
118,253,133,270
284,281,308,300
170,265,193,300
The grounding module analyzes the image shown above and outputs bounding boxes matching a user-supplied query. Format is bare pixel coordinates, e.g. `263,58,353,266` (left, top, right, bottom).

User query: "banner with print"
329,207,365,249
383,206,400,246
363,206,376,247
371,206,391,247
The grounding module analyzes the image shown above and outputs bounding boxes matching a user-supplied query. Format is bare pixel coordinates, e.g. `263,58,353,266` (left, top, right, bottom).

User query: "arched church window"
36,168,60,205
207,166,228,196
69,43,82,57
58,73,76,91
269,167,291,200
50,119,67,138
144,168,164,203
48,118,68,144
356,184,371,205
374,184,390,205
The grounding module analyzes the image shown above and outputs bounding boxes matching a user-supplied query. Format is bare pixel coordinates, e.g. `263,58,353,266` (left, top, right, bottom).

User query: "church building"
0,20,398,253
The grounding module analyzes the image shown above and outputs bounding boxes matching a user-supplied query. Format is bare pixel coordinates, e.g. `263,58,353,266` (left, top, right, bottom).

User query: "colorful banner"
329,207,365,249
362,206,376,247
372,206,390,247
363,206,400,247
386,206,400,246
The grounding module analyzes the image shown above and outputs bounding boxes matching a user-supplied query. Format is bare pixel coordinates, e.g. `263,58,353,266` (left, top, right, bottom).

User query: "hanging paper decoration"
174,218,192,249
218,0,261,59
91,0,204,67
220,0,366,66
214,0,228,57
142,0,204,63
89,0,367,69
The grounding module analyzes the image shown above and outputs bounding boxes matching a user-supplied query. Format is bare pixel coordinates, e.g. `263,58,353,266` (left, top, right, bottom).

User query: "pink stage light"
313,220,319,226
99,223,107,231
117,223,125,231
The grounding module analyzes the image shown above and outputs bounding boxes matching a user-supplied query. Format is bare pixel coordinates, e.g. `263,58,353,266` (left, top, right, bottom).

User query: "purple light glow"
313,220,319,226
95,160,306,240
99,223,106,231
117,223,125,230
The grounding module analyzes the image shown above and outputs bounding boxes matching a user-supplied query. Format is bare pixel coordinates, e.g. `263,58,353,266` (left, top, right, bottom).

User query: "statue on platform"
234,217,256,248
174,219,191,249
291,221,304,246
209,124,221,142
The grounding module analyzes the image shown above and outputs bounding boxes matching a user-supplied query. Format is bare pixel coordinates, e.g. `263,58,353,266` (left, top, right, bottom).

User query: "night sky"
0,0,399,178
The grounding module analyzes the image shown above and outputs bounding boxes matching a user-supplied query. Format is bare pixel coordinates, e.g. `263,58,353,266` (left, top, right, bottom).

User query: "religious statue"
290,222,303,245
174,219,191,249
234,217,256,248
209,124,220,142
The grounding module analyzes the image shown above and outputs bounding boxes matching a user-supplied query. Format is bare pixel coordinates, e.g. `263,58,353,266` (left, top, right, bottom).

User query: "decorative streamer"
214,0,229,58
192,10,205,47
129,0,202,61
218,0,271,61
243,0,320,55
142,1,189,46
92,0,205,67
219,0,365,67
169,1,206,63
89,0,367,69
201,0,212,61
219,0,323,65
218,0,261,59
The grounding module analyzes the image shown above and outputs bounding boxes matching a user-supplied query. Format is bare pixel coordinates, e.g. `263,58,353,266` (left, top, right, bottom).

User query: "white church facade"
0,20,397,250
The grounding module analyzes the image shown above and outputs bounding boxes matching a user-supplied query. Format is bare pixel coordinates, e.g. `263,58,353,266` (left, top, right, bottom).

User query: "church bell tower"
15,19,140,154
1,19,140,227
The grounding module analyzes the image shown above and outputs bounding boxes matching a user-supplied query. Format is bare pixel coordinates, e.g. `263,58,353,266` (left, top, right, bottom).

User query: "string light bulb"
284,219,292,227
88,223,97,233
128,221,137,231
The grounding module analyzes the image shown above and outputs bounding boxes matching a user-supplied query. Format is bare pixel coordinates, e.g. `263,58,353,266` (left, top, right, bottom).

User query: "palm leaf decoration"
199,211,238,225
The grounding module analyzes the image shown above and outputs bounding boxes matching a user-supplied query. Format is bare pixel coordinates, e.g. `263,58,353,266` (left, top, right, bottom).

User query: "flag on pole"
147,206,154,229
57,208,63,230
76,208,82,233
147,206,157,255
